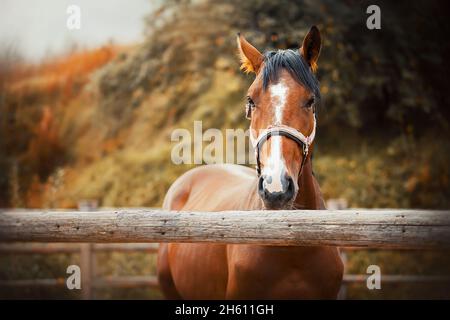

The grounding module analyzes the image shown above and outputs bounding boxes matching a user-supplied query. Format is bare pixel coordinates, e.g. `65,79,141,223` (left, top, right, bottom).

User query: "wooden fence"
0,208,449,299
0,243,159,299
1,209,450,248
1,242,450,299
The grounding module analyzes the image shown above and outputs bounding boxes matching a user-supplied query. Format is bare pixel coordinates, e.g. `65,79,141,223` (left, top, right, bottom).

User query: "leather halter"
251,115,316,177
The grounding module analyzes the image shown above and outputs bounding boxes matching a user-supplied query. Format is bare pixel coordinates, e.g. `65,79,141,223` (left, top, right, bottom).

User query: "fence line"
0,243,158,254
1,242,449,300
342,274,450,283
0,276,159,289
0,242,159,299
1,208,450,299
1,209,450,249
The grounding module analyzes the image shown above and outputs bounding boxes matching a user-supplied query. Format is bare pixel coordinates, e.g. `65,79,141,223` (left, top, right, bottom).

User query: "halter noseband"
251,116,316,177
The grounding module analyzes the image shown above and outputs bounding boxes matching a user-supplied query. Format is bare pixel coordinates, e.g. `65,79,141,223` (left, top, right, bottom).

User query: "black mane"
262,49,321,103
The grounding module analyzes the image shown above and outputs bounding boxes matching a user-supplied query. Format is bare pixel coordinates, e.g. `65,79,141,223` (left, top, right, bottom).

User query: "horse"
157,26,344,299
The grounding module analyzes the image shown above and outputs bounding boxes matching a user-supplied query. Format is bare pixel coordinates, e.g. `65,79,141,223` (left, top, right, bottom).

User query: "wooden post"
77,200,98,300
337,250,348,300
80,243,93,300
329,198,348,300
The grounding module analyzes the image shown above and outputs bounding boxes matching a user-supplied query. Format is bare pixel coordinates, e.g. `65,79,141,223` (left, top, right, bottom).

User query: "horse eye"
304,97,315,109
245,97,255,119
246,97,255,109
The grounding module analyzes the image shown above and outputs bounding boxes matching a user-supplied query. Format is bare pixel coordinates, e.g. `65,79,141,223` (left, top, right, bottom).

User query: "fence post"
78,200,98,300
327,198,349,300
337,250,348,300
80,243,93,299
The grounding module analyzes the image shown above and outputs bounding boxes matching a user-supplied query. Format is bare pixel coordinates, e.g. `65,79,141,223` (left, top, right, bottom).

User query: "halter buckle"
303,143,309,156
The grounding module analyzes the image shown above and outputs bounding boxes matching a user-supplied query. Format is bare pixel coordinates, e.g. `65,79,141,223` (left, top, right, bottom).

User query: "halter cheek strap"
251,116,317,177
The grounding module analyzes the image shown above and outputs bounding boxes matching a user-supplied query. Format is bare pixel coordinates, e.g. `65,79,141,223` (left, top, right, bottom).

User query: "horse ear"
300,26,322,73
236,33,263,74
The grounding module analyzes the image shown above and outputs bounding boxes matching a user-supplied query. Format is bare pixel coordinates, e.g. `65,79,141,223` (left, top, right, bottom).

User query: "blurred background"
1,0,450,299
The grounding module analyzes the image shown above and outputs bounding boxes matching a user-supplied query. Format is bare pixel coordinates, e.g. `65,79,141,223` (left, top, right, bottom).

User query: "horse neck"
294,157,322,210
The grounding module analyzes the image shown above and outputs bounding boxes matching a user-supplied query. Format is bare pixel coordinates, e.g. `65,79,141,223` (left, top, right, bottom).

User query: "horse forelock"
262,49,321,108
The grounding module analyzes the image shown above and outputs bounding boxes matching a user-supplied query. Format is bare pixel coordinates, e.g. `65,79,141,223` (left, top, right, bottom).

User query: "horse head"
237,26,322,210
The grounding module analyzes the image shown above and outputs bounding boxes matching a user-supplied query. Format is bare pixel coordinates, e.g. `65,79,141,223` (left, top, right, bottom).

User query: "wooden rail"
1,242,449,300
342,274,450,283
0,243,158,254
0,242,159,299
1,209,450,249
0,276,159,289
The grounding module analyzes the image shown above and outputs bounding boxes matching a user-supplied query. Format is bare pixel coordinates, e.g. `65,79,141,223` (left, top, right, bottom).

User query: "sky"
0,0,155,62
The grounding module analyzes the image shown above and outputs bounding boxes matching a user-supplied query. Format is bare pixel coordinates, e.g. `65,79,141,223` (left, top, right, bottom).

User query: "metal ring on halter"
252,116,316,177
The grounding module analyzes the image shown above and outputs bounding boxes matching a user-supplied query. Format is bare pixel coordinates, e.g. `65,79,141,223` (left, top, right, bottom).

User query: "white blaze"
271,82,287,125
262,81,288,193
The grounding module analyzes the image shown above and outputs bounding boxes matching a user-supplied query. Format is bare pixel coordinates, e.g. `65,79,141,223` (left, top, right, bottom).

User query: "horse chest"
168,243,229,299
225,245,343,299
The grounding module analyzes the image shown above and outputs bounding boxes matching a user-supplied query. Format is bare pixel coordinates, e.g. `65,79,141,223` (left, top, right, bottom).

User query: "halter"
251,115,316,177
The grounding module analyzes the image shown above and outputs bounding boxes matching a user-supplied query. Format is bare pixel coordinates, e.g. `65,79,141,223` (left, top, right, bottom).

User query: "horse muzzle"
258,174,296,209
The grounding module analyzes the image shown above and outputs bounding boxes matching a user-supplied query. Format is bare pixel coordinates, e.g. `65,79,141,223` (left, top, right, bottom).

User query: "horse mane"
262,49,321,105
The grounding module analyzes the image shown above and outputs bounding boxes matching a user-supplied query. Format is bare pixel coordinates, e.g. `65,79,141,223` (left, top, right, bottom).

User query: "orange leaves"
23,107,64,181
2,45,122,208
7,45,118,100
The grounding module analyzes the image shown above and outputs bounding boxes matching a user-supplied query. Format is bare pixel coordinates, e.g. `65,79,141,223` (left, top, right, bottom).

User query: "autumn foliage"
7,45,117,100
23,107,64,181
0,45,118,207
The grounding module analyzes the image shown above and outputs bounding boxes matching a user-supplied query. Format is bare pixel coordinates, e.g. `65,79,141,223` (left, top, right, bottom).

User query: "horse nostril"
258,175,266,198
258,175,274,200
284,176,295,200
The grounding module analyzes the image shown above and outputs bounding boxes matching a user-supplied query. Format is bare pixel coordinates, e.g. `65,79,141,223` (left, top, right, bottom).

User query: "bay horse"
157,26,344,299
